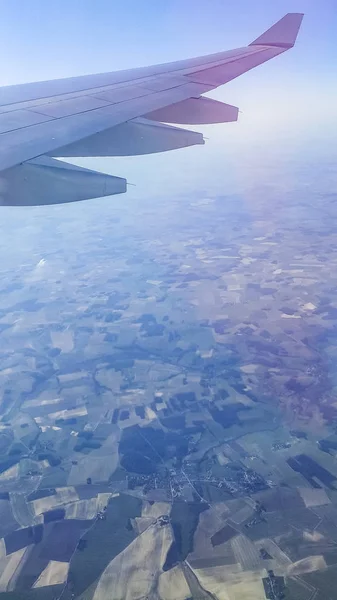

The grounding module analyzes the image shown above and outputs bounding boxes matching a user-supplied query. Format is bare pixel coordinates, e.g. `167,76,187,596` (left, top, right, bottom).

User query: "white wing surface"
0,13,303,206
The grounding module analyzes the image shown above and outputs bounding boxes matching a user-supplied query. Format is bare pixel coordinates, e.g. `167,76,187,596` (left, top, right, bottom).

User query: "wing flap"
145,97,238,125
49,118,204,157
0,156,126,206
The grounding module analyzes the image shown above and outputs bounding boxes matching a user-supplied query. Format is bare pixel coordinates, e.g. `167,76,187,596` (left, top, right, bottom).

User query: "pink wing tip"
249,13,304,49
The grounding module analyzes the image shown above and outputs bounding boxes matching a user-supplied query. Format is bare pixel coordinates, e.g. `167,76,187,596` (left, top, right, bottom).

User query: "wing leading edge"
0,13,303,206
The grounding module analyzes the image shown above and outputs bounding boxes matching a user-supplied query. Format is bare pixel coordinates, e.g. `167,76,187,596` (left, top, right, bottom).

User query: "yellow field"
93,521,173,600
141,501,171,518
0,547,29,592
158,564,191,600
33,560,69,587
297,486,331,508
30,486,79,515
65,498,98,520
287,555,327,576
191,565,267,600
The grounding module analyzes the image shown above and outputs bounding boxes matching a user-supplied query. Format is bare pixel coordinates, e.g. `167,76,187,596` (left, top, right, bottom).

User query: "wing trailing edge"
0,157,126,206
145,97,239,125
49,118,204,158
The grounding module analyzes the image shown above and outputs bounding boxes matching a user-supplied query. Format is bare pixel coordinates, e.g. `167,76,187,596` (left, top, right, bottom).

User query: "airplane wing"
0,13,303,206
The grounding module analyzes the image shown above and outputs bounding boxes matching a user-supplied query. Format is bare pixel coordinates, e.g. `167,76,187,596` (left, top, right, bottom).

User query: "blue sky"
0,0,336,200
0,0,335,84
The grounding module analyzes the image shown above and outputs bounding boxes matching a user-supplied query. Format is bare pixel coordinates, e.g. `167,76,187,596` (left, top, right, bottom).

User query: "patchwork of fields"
2,174,337,598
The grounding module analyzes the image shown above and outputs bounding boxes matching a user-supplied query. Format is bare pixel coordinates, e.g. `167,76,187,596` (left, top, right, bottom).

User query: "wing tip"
249,13,304,49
